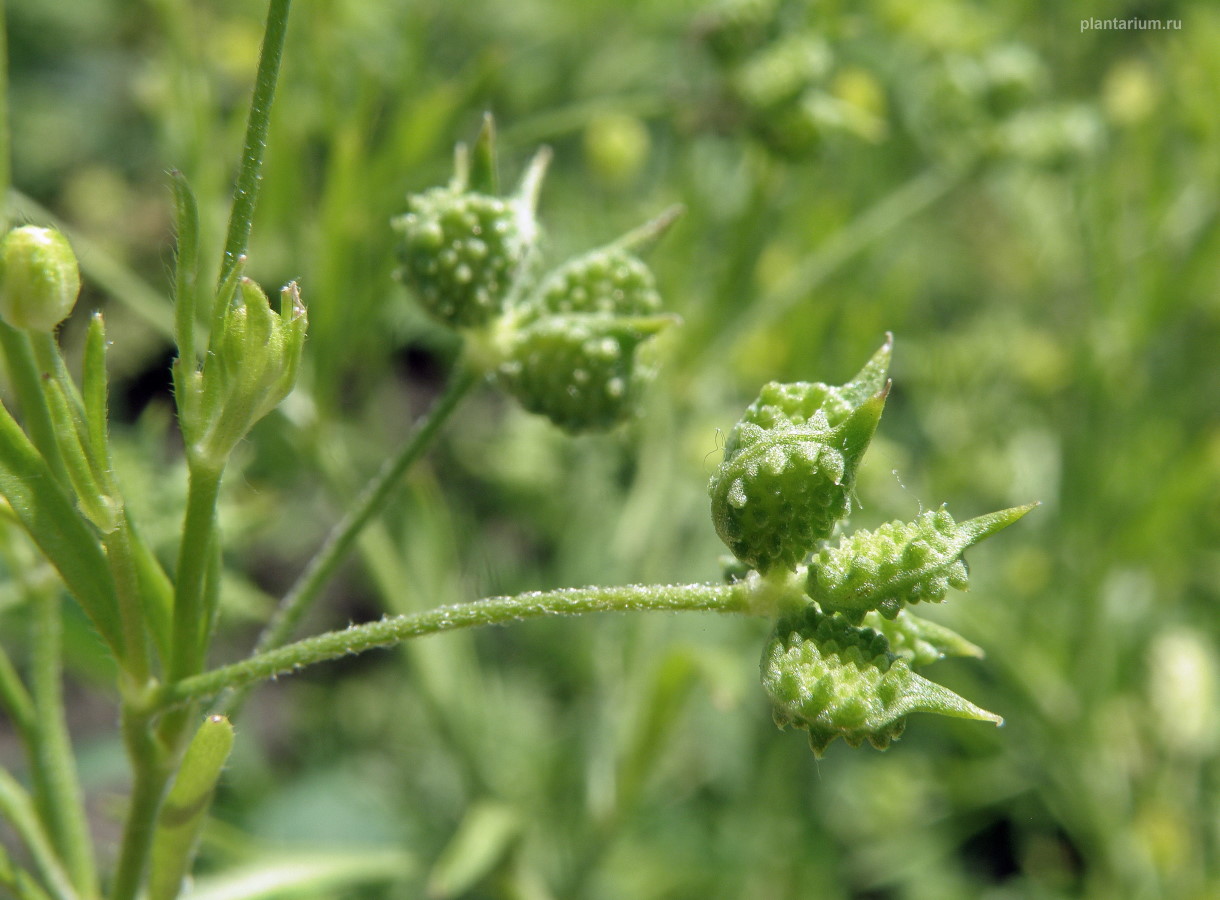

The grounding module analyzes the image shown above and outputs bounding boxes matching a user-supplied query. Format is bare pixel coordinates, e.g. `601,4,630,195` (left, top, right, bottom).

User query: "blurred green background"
3,0,1219,897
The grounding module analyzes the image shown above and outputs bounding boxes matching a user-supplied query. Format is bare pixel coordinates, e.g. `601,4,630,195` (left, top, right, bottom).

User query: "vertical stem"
109,705,172,900
170,465,223,681
217,0,292,288
30,589,98,898
245,365,480,662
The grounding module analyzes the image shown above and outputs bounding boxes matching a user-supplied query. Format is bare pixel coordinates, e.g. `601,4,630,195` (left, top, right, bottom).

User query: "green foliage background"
3,0,1218,897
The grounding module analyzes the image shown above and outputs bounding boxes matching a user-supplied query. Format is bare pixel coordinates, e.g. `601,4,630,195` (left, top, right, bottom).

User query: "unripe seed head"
499,313,673,432
532,247,662,319
393,187,526,329
761,605,1000,756
0,226,81,332
807,503,1037,623
709,377,886,574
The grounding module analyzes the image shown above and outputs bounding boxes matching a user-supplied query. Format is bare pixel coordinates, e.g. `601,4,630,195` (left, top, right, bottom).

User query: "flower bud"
709,338,892,573
0,226,81,332
761,605,1001,756
807,504,1037,623
189,279,306,467
393,187,527,329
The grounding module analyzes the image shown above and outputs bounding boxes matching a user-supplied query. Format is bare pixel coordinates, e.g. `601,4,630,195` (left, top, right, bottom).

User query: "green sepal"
709,382,886,574
760,605,1000,757
148,715,235,900
468,112,499,195
862,609,983,668
499,313,677,432
807,503,1037,623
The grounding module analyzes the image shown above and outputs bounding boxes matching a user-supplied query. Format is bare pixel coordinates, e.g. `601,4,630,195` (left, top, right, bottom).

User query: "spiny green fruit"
0,225,81,332
709,338,891,574
497,212,679,432
499,313,674,432
807,503,1037,623
761,605,1001,756
532,247,661,318
393,187,526,329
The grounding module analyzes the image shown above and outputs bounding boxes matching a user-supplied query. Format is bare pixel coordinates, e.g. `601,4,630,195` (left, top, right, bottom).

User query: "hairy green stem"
0,769,80,900
217,0,292,288
170,465,223,681
171,581,749,709
30,590,98,899
109,706,173,900
241,365,481,669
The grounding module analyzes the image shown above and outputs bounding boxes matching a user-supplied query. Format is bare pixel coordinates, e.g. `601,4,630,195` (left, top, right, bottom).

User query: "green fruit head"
807,503,1037,623
532,247,662,319
393,187,527,329
761,605,1001,756
709,338,891,574
499,313,674,433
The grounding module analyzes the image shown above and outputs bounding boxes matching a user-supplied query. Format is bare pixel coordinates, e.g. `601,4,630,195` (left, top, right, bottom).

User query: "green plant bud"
807,503,1037,623
392,187,527,329
189,279,307,467
499,313,675,432
531,247,662,319
761,606,1001,757
709,339,892,573
0,226,81,332
862,609,984,668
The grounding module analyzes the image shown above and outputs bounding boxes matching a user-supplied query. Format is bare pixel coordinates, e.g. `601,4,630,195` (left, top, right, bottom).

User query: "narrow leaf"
81,313,110,470
170,171,201,366
0,403,123,658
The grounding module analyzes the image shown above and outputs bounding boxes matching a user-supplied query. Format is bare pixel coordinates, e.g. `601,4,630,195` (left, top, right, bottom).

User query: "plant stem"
109,705,172,900
170,465,223,681
168,581,751,709
244,365,481,662
30,589,98,899
217,0,292,289
0,769,80,900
